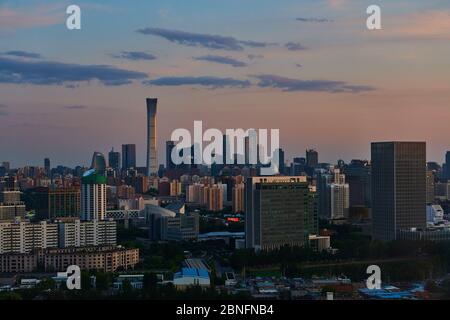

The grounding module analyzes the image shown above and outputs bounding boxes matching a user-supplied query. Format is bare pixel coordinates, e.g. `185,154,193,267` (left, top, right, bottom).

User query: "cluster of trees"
0,271,250,300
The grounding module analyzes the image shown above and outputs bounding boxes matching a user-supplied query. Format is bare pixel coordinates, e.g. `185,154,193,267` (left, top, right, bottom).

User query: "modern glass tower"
245,176,318,250
90,152,106,176
371,142,426,241
121,144,136,170
146,98,158,176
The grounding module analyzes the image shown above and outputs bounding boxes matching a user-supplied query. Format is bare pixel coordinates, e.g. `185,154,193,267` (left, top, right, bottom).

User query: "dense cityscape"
1,98,450,301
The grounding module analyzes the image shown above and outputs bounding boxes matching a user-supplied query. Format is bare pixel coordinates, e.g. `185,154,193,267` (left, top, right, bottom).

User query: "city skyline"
1,0,450,167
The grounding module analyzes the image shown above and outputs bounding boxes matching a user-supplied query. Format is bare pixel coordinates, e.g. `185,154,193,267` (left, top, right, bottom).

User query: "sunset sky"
1,0,450,168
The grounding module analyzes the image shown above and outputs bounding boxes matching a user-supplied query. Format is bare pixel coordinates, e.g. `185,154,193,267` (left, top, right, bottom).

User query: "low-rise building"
0,246,139,273
173,267,210,290
113,274,144,289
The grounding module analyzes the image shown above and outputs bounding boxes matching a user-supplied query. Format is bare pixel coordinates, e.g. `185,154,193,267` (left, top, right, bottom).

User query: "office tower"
130,175,149,194
344,160,371,207
245,176,318,250
44,158,51,177
232,183,245,213
81,169,107,221
23,186,80,220
122,144,136,170
371,142,426,241
317,171,332,218
306,149,319,168
166,141,176,169
91,152,107,175
146,98,158,176
444,151,450,180
426,171,435,204
108,148,121,170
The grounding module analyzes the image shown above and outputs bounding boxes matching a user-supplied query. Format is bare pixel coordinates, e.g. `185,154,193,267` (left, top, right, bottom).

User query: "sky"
1,0,450,168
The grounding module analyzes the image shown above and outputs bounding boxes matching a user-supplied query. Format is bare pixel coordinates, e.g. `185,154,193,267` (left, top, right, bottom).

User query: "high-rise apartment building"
58,218,117,248
371,142,426,241
146,98,158,176
0,220,58,254
170,180,182,197
245,176,318,250
81,169,107,221
232,183,245,213
329,183,350,219
207,185,223,212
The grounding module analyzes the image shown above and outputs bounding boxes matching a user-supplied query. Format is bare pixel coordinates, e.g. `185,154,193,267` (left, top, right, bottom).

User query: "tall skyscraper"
306,149,319,168
108,148,120,170
146,98,158,176
81,169,107,221
122,144,136,170
166,141,176,169
90,152,106,175
444,151,450,180
44,158,51,177
371,142,426,241
245,176,318,250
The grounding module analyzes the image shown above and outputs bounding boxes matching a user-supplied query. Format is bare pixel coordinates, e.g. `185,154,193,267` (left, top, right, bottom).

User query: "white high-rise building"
58,219,116,247
330,183,350,219
0,220,58,254
81,169,106,221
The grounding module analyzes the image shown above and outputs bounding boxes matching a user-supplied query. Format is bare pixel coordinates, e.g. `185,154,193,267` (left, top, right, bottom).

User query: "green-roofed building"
81,169,106,221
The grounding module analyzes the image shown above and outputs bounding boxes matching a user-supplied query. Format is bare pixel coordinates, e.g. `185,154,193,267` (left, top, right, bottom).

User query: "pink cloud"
327,0,347,8
0,6,63,30
385,11,450,39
